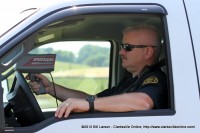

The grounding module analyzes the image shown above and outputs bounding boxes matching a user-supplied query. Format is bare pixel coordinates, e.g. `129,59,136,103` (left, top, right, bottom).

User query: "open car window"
29,41,111,109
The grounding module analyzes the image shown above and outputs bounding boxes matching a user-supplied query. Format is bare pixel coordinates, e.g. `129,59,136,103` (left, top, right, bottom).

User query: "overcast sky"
0,0,109,53
0,0,45,18
0,0,53,12
0,0,56,34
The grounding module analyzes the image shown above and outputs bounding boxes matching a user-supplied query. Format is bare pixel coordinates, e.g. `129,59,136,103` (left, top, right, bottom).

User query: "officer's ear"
145,46,154,60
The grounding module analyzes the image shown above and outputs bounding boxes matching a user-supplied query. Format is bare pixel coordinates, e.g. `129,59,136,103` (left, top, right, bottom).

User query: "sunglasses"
121,43,157,52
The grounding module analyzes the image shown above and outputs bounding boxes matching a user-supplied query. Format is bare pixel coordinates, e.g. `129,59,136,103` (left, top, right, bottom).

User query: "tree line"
31,45,110,67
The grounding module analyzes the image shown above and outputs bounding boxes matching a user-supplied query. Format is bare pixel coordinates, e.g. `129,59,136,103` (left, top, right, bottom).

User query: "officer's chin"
122,63,129,71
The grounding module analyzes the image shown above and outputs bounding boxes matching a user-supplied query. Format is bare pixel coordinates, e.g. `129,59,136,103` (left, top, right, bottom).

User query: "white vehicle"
0,0,200,132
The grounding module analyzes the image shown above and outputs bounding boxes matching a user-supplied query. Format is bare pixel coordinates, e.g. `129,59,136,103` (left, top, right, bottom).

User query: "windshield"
0,8,38,37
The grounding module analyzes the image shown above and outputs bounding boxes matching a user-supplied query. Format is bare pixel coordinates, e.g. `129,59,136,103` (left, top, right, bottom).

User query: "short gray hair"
123,24,161,45
123,24,162,62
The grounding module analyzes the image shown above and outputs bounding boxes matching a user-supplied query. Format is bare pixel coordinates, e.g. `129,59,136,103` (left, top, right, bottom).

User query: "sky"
0,0,110,54
0,0,54,14
0,0,55,35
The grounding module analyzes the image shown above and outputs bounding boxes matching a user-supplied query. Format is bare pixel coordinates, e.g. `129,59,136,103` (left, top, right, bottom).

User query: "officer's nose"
119,48,126,55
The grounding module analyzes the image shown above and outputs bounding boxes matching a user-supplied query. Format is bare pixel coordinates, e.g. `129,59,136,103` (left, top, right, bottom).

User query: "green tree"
77,45,110,66
30,48,75,63
55,50,75,63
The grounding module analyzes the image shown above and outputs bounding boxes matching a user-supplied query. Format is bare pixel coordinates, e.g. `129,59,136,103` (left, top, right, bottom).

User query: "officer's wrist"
86,96,95,112
46,82,53,94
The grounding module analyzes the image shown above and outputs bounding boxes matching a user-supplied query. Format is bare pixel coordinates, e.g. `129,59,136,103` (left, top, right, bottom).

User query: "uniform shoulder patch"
142,76,158,85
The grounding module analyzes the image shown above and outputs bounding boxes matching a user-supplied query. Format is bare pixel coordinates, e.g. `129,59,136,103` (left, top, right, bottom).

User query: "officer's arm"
94,92,154,112
48,83,89,101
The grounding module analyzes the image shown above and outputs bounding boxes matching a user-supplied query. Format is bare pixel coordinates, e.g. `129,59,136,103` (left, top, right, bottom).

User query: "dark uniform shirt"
97,65,168,109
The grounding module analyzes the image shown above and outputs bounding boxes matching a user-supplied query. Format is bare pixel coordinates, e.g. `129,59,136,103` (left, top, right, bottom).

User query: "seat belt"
0,74,5,133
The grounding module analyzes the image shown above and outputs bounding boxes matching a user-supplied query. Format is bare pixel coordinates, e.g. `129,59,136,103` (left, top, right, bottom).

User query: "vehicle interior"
2,13,170,127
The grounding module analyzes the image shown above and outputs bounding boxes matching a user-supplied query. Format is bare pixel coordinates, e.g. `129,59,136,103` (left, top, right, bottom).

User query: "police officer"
28,24,167,118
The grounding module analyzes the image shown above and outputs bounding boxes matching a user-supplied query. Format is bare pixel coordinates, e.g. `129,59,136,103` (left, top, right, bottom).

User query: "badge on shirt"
142,76,158,85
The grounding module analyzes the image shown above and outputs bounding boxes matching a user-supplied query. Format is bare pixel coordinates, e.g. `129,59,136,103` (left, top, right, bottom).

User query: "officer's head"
119,24,161,75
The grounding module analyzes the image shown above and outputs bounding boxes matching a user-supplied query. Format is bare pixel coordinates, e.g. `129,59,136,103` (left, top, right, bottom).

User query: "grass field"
36,77,108,108
5,61,109,108
47,61,109,94
53,77,108,94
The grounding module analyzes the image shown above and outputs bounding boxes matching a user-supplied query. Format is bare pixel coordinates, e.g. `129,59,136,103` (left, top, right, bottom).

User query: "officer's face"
119,30,151,75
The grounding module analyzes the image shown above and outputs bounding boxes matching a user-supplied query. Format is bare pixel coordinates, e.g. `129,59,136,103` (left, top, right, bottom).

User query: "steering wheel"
7,71,45,126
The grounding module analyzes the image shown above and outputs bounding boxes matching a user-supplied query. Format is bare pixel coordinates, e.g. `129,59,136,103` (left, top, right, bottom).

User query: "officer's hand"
55,98,89,118
26,74,52,94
